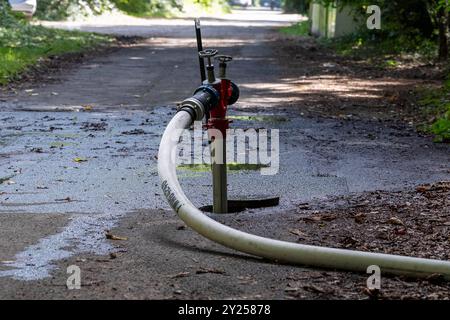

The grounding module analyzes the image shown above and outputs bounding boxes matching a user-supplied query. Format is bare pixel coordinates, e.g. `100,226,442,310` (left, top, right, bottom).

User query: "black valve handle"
194,18,206,83
199,49,218,66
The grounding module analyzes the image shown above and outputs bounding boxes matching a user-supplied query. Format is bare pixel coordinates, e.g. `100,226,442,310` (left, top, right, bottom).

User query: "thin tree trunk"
438,4,449,60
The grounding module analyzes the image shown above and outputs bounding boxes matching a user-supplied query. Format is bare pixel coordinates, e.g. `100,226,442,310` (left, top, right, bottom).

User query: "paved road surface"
0,9,449,299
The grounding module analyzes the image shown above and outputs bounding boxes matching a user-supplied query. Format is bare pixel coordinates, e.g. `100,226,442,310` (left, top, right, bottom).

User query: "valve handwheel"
215,55,233,63
199,49,218,67
198,49,218,58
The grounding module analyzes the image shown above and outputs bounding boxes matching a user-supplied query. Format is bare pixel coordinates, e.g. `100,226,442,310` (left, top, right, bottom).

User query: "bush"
0,0,22,26
31,0,228,20
34,0,114,20
111,0,182,17
430,111,450,142
0,0,112,84
111,0,228,17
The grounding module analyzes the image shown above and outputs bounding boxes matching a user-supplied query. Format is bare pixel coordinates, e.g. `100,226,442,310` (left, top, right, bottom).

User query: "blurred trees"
282,0,309,13
31,0,225,19
284,0,450,60
0,0,22,26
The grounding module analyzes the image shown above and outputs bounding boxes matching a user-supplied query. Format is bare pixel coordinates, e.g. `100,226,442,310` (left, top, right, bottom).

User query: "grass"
418,80,450,143
279,21,310,37
329,33,448,143
0,23,113,85
321,31,437,59
280,21,448,143
322,31,449,142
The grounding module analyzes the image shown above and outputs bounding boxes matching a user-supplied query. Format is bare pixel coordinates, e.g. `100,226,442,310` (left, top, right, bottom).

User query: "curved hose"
158,110,450,280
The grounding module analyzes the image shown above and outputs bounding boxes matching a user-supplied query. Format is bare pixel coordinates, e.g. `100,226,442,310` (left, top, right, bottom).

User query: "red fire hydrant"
197,49,239,213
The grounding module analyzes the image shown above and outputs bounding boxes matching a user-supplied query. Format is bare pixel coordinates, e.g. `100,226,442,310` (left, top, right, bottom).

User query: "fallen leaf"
303,213,337,222
354,213,366,223
289,229,307,238
73,157,88,163
303,284,327,294
105,230,128,241
387,217,404,226
416,185,431,193
363,287,381,299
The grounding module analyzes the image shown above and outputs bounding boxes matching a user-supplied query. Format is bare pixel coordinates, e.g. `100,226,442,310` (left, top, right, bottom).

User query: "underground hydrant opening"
200,196,281,214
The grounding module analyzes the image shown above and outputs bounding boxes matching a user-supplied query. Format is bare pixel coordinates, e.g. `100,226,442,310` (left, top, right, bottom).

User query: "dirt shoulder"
1,182,447,300
272,34,443,127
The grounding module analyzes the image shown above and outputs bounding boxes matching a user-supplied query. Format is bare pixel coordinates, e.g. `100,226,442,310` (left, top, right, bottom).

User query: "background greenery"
280,0,450,142
32,0,229,19
0,0,112,84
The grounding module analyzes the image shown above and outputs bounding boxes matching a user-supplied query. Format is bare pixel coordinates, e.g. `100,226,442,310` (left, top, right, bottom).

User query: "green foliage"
430,112,450,142
303,0,450,60
0,14,112,84
418,80,450,143
111,0,183,17
282,0,309,13
419,80,450,142
32,0,229,19
0,0,22,26
111,0,229,17
280,20,310,36
35,0,114,20
322,30,438,60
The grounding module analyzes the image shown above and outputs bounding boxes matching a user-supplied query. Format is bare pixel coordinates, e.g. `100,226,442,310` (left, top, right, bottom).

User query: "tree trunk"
438,5,449,60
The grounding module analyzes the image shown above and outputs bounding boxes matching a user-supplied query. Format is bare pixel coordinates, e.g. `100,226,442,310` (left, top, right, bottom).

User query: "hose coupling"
178,85,220,121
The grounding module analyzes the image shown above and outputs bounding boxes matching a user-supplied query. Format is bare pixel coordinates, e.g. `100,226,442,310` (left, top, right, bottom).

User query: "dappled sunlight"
144,37,258,49
39,9,303,36
292,76,409,99
237,75,421,108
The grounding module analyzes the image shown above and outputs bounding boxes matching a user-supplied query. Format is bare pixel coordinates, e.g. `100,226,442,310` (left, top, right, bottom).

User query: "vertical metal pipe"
194,19,206,83
209,133,228,213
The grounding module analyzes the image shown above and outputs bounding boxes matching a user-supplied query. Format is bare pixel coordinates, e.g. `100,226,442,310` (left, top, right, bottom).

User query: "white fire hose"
158,108,450,280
